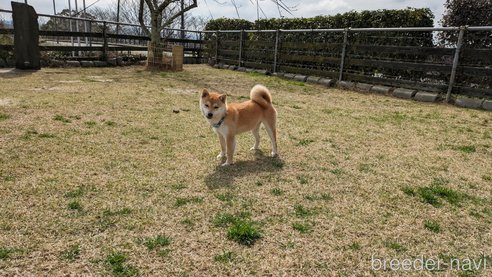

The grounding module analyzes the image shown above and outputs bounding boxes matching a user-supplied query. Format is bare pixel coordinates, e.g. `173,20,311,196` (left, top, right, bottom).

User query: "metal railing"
0,8,202,34
0,8,204,63
204,26,492,100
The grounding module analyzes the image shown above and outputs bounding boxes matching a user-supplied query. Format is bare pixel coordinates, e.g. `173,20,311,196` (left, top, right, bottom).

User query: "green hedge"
205,18,253,31
205,8,434,30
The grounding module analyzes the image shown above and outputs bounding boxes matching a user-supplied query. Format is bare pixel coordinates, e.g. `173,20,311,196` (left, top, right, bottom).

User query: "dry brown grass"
0,65,491,276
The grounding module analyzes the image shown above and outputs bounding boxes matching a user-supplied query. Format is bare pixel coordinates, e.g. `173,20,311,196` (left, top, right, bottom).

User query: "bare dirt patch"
0,98,16,106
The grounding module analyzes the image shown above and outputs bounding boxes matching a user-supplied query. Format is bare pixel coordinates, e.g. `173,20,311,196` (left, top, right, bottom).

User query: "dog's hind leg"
262,116,278,157
250,123,261,151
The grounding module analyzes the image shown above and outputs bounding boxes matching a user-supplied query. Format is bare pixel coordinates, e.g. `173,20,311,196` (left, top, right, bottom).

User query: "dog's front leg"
222,135,235,166
217,134,226,160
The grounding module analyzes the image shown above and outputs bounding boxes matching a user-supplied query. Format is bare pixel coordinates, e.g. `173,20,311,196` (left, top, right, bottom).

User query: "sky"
1,0,447,27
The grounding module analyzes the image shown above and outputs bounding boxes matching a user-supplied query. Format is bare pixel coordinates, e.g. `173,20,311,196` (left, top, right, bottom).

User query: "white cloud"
1,0,447,26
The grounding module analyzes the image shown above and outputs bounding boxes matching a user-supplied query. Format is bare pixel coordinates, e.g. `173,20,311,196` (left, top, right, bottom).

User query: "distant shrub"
205,8,434,31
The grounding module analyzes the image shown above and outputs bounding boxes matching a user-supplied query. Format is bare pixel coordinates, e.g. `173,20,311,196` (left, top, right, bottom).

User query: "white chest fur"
213,125,228,137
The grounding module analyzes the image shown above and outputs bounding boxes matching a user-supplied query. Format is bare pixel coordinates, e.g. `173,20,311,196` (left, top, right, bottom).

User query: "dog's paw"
271,152,278,157
250,146,259,151
221,162,231,166
216,153,225,160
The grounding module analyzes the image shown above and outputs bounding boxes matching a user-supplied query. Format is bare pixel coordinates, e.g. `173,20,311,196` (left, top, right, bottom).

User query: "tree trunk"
138,0,198,71
146,13,164,69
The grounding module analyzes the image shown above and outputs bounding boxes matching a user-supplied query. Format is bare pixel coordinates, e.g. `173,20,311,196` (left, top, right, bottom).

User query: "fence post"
273,29,280,73
102,21,108,61
68,0,74,57
54,17,59,44
215,31,219,64
238,29,243,67
89,20,93,56
338,28,349,82
446,26,466,103
199,32,203,64
11,2,40,70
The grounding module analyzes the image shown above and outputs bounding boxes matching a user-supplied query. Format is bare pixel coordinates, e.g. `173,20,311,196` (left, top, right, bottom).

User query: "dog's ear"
219,94,227,103
201,89,209,98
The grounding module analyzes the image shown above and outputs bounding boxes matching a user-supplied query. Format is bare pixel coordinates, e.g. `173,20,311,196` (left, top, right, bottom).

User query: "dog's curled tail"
250,84,272,109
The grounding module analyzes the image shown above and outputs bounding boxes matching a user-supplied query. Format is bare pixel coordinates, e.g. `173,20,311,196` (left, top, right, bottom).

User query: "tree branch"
158,0,179,13
145,0,156,13
160,0,197,30
138,0,150,36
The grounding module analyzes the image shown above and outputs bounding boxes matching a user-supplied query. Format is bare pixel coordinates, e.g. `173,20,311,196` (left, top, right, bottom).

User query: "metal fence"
0,8,204,64
203,27,492,100
1,6,491,100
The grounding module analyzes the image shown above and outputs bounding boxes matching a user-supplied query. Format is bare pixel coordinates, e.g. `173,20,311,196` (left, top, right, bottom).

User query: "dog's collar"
212,116,226,128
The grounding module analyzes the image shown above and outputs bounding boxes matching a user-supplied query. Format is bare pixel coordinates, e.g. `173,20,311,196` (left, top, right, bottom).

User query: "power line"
248,0,268,20
273,0,282,17
72,0,102,16
231,0,240,19
203,0,214,19
256,0,259,21
259,2,267,19
271,0,295,17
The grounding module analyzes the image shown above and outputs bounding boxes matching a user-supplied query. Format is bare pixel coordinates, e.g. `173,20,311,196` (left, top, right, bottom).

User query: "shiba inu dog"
200,85,278,166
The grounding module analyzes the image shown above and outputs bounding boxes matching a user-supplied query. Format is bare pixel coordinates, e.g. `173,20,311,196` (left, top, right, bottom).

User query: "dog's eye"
205,104,209,108
214,107,218,109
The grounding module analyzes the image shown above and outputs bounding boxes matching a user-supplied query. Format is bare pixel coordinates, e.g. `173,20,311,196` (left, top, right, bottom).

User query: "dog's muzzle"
206,113,213,119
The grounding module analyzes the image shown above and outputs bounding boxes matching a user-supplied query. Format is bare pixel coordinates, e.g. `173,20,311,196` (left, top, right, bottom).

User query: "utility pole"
68,0,74,56
53,0,59,44
256,0,259,21
74,0,80,56
180,0,185,39
116,0,120,36
116,0,120,47
83,0,88,47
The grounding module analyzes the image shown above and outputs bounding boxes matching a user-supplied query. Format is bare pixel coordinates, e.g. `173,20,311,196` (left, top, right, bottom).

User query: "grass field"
0,65,491,276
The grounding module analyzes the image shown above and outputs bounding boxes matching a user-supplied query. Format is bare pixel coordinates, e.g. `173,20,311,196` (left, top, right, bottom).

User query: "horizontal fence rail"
204,26,492,100
0,8,204,64
0,8,202,33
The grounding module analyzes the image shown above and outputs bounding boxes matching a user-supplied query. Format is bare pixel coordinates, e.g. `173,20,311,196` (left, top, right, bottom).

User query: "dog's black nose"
207,113,213,118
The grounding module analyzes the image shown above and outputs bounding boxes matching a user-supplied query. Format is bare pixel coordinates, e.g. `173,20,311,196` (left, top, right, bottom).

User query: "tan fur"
200,84,278,166
250,85,272,109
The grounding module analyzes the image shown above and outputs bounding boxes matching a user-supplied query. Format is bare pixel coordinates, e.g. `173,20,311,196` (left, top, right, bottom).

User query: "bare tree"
272,0,296,18
90,6,116,21
185,14,207,31
213,0,296,19
138,0,197,69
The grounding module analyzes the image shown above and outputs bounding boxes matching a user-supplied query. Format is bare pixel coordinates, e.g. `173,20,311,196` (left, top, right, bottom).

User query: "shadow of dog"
204,150,284,189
